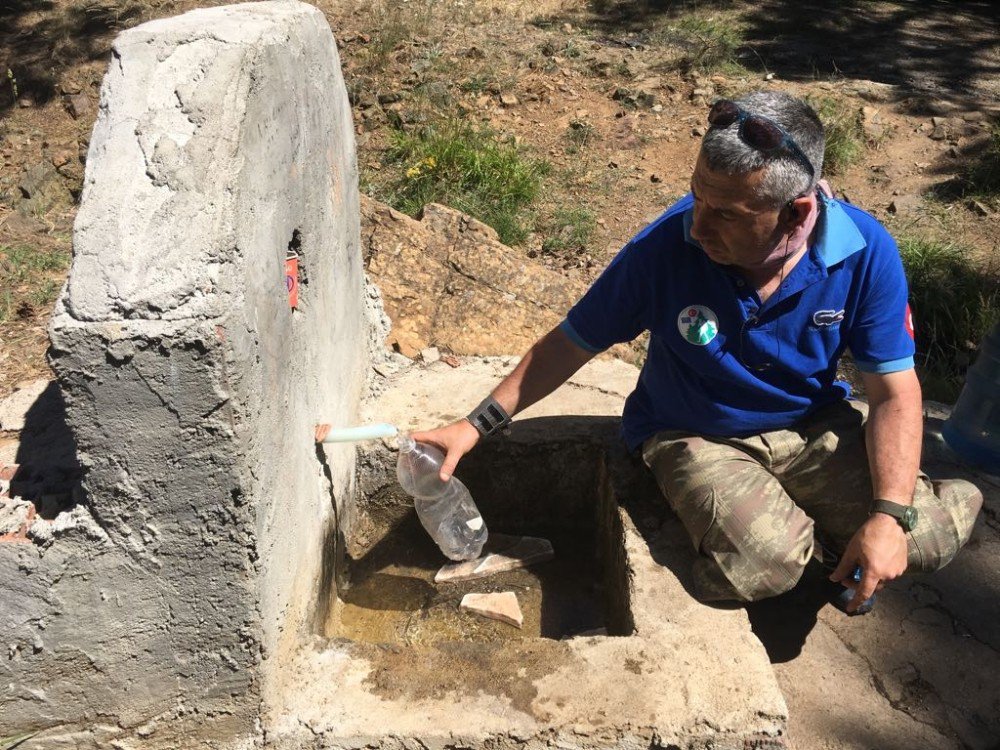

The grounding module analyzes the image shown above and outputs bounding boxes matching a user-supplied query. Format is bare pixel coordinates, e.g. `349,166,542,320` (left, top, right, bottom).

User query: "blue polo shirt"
561,194,915,451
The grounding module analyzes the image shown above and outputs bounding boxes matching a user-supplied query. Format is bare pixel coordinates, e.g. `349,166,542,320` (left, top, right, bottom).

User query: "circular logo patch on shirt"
677,305,719,346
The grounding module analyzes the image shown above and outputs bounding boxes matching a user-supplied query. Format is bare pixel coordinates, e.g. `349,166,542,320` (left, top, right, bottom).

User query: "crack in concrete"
132,366,183,423
820,620,960,744
565,380,627,399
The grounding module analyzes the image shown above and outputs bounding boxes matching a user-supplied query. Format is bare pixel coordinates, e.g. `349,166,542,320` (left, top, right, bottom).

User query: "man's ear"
783,194,814,229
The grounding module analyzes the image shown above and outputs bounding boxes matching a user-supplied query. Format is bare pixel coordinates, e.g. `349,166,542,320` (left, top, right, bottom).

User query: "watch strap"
466,395,512,438
872,498,917,531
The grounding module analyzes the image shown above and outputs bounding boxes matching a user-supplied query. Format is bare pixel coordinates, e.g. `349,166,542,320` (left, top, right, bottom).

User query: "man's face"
688,153,790,273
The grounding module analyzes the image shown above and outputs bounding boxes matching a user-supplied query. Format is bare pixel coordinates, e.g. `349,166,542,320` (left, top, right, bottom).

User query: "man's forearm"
491,326,597,418
864,371,923,505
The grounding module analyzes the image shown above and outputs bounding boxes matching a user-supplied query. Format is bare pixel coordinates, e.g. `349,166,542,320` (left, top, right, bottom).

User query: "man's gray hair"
701,91,825,207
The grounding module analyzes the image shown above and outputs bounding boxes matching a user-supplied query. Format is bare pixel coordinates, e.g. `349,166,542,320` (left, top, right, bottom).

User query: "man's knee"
695,518,815,602
910,478,983,572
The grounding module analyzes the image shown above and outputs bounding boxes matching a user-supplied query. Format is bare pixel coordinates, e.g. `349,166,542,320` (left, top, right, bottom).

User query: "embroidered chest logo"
678,305,719,346
812,309,845,326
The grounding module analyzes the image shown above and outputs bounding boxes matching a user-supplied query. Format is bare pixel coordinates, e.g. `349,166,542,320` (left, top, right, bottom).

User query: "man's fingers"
440,449,462,482
829,555,855,583
849,570,879,613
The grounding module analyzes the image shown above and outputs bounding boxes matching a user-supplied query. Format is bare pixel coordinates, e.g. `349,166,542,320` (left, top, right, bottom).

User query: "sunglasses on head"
707,100,815,181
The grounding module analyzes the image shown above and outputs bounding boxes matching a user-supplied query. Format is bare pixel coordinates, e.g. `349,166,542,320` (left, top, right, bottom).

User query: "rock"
692,126,707,137
968,199,991,217
887,195,920,214
845,79,895,103
562,22,573,33
861,105,880,122
420,346,441,364
17,162,72,215
363,197,585,357
64,93,90,119
436,535,555,583
459,591,524,628
0,496,35,537
499,92,519,107
0,379,51,432
929,124,948,140
0,464,19,496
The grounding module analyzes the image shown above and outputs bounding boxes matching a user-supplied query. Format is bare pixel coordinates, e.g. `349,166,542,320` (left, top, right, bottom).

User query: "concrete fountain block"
1,2,370,746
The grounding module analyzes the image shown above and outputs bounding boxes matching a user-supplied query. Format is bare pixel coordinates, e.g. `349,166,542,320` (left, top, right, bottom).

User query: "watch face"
902,506,918,531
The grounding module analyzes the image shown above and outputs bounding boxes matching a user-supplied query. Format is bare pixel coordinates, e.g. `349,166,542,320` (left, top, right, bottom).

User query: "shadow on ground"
563,0,999,111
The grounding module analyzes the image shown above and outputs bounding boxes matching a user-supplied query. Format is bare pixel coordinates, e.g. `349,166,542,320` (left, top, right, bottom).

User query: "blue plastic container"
942,321,1000,474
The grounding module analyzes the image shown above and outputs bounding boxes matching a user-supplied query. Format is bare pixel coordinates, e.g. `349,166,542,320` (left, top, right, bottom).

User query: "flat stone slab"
0,379,48,432
435,534,554,583
460,591,524,628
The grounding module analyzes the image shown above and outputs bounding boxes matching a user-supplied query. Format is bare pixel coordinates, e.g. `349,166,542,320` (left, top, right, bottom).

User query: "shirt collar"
682,193,867,269
812,195,867,267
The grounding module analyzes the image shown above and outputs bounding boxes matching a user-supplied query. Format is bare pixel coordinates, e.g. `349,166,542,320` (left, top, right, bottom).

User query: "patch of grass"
660,16,745,74
962,125,1000,203
460,73,493,95
357,0,438,74
809,96,865,175
0,244,69,323
541,207,596,256
898,236,1000,402
375,121,550,246
564,120,595,152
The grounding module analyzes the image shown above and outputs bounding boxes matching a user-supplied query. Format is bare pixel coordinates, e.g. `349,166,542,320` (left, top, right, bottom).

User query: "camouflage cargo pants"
641,399,983,602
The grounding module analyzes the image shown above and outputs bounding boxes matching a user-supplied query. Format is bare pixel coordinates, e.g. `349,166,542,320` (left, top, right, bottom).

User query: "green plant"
0,244,70,323
358,0,437,73
963,125,1000,202
663,16,744,74
375,121,550,246
5,68,17,100
809,96,865,175
541,207,596,256
898,236,1000,401
460,74,493,95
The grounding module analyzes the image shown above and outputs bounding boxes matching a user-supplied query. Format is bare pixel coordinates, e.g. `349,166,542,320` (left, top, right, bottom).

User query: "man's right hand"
410,419,481,482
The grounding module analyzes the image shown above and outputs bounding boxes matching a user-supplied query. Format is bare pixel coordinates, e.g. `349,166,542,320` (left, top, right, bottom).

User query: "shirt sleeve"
562,241,651,352
845,234,916,374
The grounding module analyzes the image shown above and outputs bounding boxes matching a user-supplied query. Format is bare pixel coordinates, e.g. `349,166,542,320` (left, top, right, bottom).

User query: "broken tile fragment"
435,535,554,583
460,591,523,628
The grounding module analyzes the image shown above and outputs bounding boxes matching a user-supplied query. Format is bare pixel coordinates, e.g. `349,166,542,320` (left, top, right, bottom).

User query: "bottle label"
466,517,484,531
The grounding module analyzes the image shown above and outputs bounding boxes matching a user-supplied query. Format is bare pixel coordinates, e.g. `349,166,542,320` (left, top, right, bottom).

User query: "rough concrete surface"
265,358,787,749
279,357,997,750
1,3,366,746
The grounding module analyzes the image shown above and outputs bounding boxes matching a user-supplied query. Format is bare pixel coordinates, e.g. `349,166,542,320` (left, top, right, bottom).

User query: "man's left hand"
829,513,909,613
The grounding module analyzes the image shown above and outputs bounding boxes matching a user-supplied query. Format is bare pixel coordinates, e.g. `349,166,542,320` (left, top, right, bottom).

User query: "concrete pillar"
0,3,365,745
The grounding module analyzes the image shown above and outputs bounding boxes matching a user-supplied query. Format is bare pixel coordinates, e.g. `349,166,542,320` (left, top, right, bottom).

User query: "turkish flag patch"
905,303,915,339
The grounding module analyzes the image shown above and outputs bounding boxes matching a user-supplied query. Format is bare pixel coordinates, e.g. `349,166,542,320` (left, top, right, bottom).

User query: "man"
413,91,982,614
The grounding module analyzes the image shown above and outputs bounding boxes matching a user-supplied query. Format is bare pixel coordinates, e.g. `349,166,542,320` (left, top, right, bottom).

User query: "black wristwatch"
871,499,919,532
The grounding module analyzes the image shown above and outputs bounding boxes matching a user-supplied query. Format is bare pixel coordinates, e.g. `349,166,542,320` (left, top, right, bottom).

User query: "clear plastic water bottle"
396,435,488,561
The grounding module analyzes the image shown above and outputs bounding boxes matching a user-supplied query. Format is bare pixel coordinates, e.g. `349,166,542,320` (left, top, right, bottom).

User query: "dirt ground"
1,0,999,748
